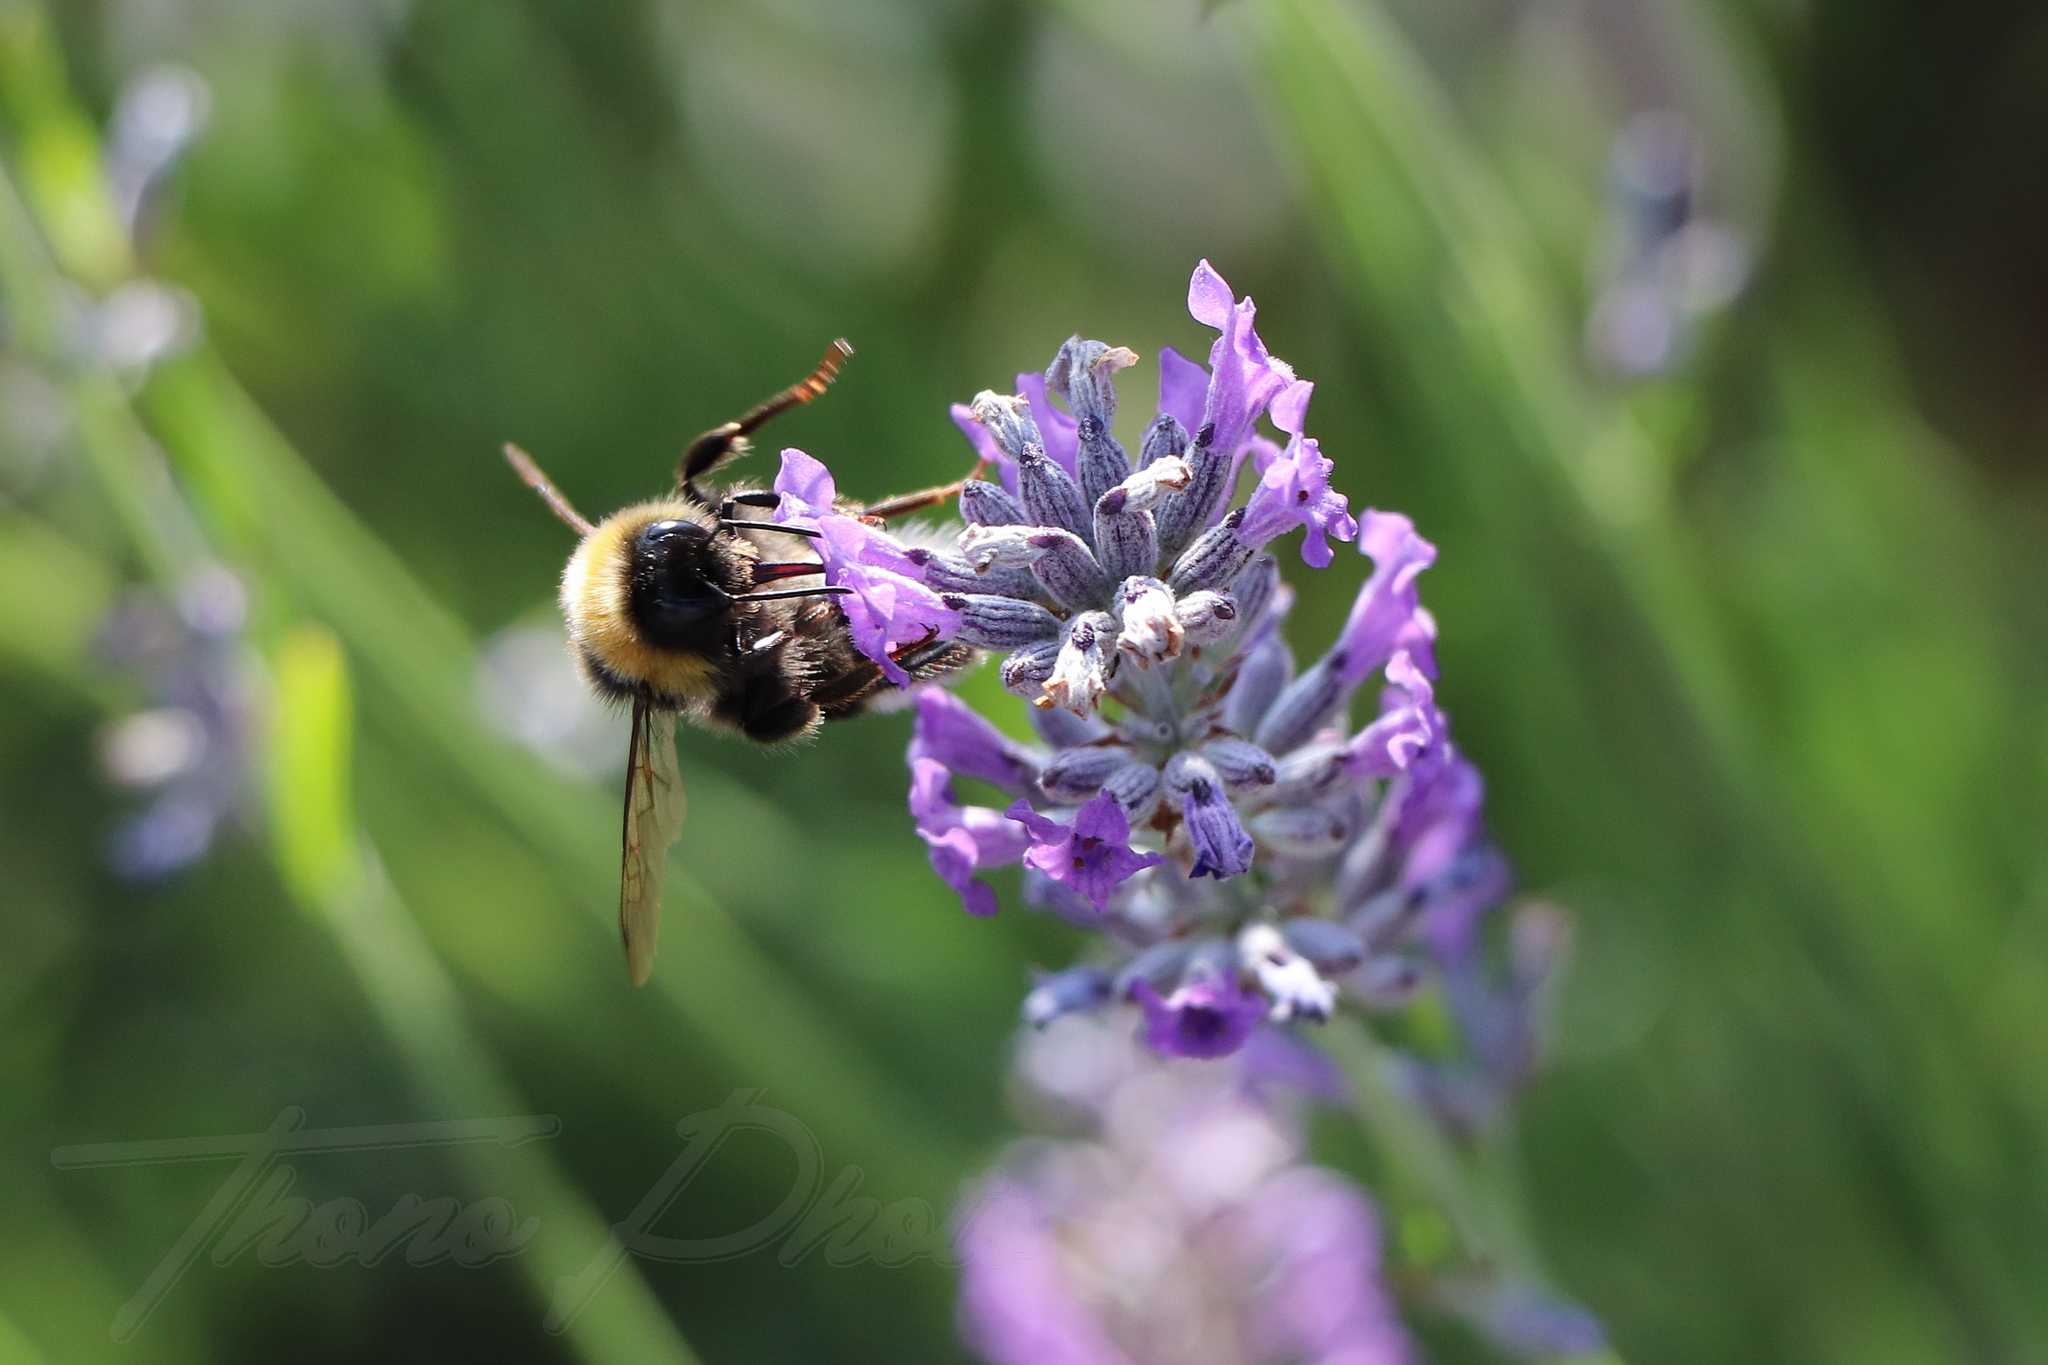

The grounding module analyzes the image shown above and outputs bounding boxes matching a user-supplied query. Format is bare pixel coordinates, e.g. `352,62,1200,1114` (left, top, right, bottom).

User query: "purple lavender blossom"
910,758,1032,918
957,1016,1413,1365
1130,973,1266,1059
1007,794,1164,913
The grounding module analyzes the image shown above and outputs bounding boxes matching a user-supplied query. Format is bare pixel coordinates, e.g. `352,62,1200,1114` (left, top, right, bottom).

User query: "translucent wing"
619,701,686,986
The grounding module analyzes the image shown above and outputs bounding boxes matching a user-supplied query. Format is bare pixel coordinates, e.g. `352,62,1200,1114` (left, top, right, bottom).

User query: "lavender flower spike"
873,262,1551,1069
958,1017,1415,1365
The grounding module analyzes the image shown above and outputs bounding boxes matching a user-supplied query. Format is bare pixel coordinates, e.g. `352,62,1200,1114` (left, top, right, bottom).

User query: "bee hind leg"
856,460,988,524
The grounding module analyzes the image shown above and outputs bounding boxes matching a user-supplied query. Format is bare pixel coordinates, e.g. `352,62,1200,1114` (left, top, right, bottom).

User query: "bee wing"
619,700,686,987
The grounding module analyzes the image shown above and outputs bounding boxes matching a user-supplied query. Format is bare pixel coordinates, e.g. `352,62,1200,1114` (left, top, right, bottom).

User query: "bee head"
628,517,737,648
561,501,749,706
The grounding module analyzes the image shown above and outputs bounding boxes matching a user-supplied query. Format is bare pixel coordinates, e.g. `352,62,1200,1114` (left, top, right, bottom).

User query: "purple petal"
1347,651,1441,778
909,758,1028,916
1004,794,1162,912
1156,344,1208,435
911,689,1038,793
1332,511,1437,685
771,447,839,522
1185,261,1296,460
1238,433,1358,568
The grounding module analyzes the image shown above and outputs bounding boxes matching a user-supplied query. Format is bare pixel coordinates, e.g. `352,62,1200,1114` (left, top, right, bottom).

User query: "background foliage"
3,0,2043,1361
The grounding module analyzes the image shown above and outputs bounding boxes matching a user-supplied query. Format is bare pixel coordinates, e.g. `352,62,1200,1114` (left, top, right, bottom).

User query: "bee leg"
713,667,823,744
680,340,854,501
855,460,989,524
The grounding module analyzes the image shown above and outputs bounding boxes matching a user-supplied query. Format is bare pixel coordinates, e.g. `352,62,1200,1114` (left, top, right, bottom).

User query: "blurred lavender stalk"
957,1017,1415,1365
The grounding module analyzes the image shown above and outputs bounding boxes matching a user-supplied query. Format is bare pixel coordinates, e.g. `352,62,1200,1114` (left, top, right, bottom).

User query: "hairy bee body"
562,491,970,744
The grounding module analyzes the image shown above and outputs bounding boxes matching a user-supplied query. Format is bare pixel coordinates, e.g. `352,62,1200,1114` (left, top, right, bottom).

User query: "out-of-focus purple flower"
772,450,958,685
1130,973,1266,1059
95,566,256,882
958,1016,1413,1365
957,1183,1139,1365
1006,793,1163,912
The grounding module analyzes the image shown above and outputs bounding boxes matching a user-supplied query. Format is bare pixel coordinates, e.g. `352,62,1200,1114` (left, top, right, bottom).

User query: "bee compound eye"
640,518,705,546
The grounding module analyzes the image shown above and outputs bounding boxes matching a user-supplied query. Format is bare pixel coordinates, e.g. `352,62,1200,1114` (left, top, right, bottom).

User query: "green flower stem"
1324,1018,1625,1364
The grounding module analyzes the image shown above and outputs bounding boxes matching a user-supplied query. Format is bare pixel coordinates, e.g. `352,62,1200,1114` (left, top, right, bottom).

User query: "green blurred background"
3,0,2044,1361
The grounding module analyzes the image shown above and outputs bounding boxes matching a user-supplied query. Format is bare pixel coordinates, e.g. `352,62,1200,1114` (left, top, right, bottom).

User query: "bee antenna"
719,518,820,538
503,443,595,536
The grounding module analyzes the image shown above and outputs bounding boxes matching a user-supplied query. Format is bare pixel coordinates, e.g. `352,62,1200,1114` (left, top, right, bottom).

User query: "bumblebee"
504,341,974,985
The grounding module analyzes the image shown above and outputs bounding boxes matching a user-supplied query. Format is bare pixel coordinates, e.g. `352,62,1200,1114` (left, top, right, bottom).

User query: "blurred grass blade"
268,625,703,1365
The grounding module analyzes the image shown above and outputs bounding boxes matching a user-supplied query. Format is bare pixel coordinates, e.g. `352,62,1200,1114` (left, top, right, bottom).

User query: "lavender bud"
957,525,1043,572
1113,940,1196,998
1000,640,1063,697
1175,589,1237,645
1253,654,1346,756
1350,954,1425,1009
1091,491,1159,582
1046,337,1139,504
1223,633,1292,737
1110,455,1192,513
1138,412,1190,469
1239,922,1337,1023
1103,760,1162,823
1229,556,1280,635
1113,576,1182,668
906,545,1038,601
1041,611,1115,716
1022,966,1112,1028
1350,887,1423,952
1201,737,1277,793
1166,753,1254,880
1166,509,1254,594
1039,746,1133,803
1048,335,1146,507
1268,738,1349,805
1018,452,1092,543
970,391,1043,461
1154,423,1230,558
960,478,1027,527
1030,704,1108,748
1248,804,1355,858
1280,918,1368,974
1046,337,1137,427
1028,531,1112,612
945,593,1062,649
1078,425,1133,509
